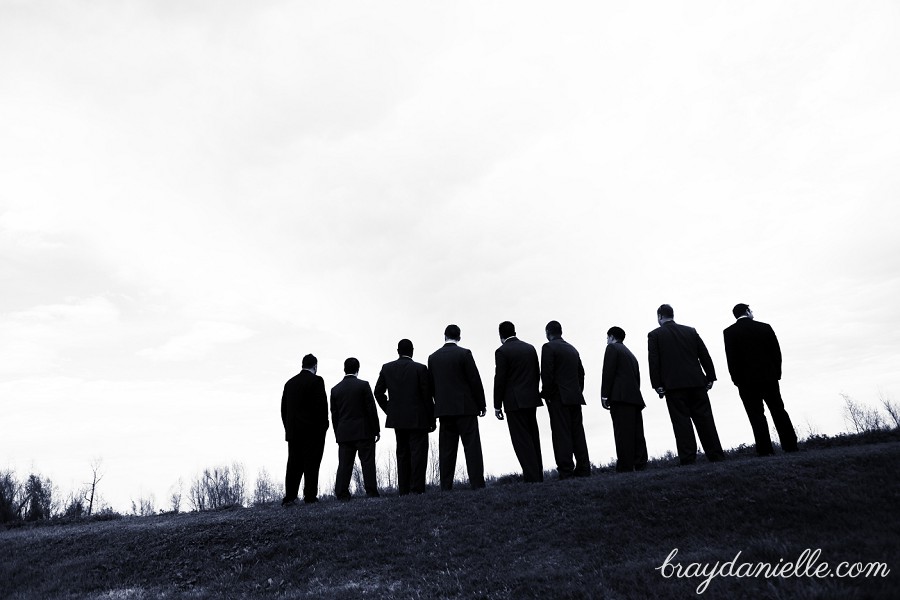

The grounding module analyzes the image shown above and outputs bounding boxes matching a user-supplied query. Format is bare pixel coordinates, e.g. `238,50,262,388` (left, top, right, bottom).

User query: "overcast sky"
2,1,899,511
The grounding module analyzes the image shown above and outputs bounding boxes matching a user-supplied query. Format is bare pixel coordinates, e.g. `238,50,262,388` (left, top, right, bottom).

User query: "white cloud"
138,320,255,361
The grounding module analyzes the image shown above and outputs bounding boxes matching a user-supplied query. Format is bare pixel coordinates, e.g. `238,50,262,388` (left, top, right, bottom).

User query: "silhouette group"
279,303,798,505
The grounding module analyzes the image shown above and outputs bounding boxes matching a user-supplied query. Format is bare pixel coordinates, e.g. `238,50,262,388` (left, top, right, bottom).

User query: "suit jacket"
723,318,782,385
539,338,586,406
281,369,329,442
493,337,543,412
373,356,435,430
647,321,716,391
600,342,645,408
330,375,380,443
427,343,486,417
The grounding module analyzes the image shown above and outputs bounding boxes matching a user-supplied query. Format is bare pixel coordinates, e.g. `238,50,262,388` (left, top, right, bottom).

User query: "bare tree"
82,458,104,517
377,446,397,491
0,470,22,523
427,437,440,487
131,493,156,517
189,462,247,511
842,393,885,434
880,391,900,429
169,478,184,513
253,467,282,506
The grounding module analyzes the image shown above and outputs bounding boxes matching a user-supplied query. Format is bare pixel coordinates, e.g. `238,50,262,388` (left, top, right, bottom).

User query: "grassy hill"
2,437,898,599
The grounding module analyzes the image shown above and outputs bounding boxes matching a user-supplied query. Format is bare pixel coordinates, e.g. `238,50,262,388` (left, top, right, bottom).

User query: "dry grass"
1,435,898,599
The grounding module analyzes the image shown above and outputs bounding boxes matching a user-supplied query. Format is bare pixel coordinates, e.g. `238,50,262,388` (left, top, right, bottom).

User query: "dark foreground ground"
1,439,898,599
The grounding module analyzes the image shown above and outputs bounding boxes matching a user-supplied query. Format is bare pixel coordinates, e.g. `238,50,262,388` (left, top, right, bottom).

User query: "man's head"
397,338,414,357
607,326,626,345
343,357,360,375
301,354,318,373
732,303,752,319
545,320,562,341
499,321,516,340
444,324,461,342
657,304,674,325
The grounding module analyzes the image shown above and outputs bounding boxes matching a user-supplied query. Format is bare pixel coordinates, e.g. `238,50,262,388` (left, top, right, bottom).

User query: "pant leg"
334,443,357,500
408,430,430,493
302,430,326,501
762,381,798,452
506,408,543,482
685,388,725,461
284,441,302,502
457,415,485,489
633,408,649,470
664,390,698,464
438,417,460,491
356,440,379,497
395,429,412,495
610,403,636,472
569,405,591,476
546,400,575,478
738,384,775,455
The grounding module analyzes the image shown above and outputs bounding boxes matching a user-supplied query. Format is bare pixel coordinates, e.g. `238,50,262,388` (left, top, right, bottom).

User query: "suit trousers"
737,381,798,454
334,439,379,500
609,403,649,472
506,408,544,482
438,415,485,490
284,430,326,503
546,401,591,478
395,428,430,494
664,388,726,464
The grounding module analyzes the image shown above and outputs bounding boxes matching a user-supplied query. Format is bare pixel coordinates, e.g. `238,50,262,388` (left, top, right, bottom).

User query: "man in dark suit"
374,339,435,495
600,327,648,473
724,303,799,455
540,320,591,479
330,357,381,500
428,324,487,490
648,304,725,465
280,353,329,506
493,321,544,483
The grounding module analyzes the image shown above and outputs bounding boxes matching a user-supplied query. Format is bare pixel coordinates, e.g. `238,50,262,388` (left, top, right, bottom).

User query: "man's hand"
656,387,665,398
495,409,504,420
375,433,380,443
601,397,610,410
706,381,714,391
429,420,437,433
478,408,486,418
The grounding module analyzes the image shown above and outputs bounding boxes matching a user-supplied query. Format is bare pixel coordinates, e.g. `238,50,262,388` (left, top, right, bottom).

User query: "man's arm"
723,328,738,385
600,344,616,400
647,332,662,392
577,355,586,393
493,348,507,413
364,383,380,438
769,324,783,380
464,349,487,414
696,331,716,383
418,365,435,429
373,368,389,414
316,378,329,431
540,344,554,399
281,384,288,429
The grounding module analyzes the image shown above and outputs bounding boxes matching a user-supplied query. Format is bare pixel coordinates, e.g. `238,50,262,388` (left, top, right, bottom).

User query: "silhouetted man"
280,353,329,506
428,324,486,490
648,304,725,465
494,321,544,483
540,320,591,479
330,357,381,500
600,326,648,472
724,303,799,455
374,339,435,495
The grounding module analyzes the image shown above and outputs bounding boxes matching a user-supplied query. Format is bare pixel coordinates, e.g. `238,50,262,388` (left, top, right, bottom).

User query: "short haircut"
607,326,626,342
301,354,317,369
545,320,562,336
732,303,750,319
397,339,414,356
498,321,516,339
343,357,360,374
444,324,461,340
657,304,674,319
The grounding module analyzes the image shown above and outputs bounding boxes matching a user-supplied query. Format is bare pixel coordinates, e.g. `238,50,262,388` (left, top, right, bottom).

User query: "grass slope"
2,441,898,600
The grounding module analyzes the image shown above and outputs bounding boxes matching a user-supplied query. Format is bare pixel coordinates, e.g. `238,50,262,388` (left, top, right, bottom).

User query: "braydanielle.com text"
657,548,891,594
